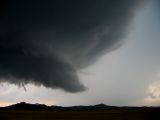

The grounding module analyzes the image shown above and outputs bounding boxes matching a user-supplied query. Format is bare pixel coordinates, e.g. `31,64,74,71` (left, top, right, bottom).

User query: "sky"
0,0,160,107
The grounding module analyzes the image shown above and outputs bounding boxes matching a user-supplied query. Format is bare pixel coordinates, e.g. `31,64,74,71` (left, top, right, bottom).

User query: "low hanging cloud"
0,0,143,92
145,81,160,106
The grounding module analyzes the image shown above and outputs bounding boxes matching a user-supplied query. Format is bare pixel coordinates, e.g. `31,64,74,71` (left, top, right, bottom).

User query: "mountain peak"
94,103,107,107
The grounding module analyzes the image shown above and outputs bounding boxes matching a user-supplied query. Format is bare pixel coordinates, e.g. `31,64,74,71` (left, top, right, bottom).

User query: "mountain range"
1,102,160,111
0,102,116,111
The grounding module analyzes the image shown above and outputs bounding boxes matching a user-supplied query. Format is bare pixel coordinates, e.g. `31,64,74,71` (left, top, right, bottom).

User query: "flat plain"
0,107,160,120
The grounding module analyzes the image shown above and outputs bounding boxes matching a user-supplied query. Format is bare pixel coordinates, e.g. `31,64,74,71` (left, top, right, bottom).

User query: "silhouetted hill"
1,102,50,111
1,102,160,111
94,103,111,108
0,102,115,111
1,102,160,120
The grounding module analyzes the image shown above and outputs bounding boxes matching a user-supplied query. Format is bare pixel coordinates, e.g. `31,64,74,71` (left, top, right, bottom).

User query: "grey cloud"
0,0,143,92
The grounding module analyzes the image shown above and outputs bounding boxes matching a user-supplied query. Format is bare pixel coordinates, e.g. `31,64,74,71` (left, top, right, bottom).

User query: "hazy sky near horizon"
0,0,160,107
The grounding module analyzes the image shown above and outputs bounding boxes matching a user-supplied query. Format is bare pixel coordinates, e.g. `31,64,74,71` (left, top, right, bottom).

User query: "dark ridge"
0,102,114,111
93,103,110,108
1,102,50,111
0,102,160,111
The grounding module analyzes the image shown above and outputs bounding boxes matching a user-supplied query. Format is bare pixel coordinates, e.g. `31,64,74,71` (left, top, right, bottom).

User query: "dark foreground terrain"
0,102,160,120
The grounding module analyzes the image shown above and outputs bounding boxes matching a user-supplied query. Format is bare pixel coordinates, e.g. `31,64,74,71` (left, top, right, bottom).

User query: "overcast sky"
0,0,160,107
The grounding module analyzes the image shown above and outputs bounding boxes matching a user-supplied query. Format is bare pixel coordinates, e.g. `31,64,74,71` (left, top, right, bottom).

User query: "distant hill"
1,102,50,111
1,102,160,111
1,102,160,120
0,102,115,111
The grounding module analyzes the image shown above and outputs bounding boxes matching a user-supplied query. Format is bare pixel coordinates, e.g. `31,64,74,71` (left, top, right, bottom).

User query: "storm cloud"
0,0,143,92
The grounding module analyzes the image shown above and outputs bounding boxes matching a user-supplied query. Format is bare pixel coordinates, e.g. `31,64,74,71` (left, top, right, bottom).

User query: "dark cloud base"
0,0,143,92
